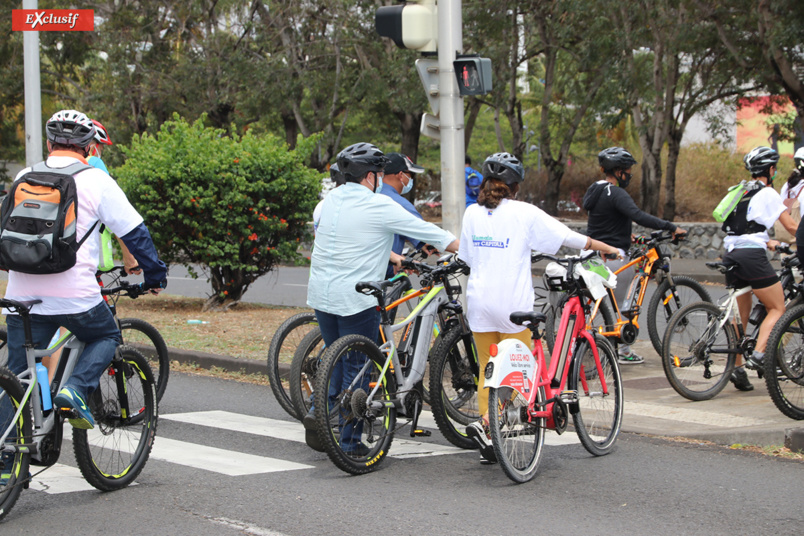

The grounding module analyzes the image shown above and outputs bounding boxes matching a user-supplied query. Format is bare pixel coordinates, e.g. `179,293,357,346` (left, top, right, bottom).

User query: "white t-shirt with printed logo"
4,154,144,315
459,198,586,333
723,182,786,252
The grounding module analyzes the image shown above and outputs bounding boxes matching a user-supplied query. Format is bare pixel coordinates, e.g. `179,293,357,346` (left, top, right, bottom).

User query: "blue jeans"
314,308,381,452
6,301,121,399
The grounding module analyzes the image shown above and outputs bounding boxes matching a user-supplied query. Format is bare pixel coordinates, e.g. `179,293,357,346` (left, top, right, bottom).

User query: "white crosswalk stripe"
30,409,580,494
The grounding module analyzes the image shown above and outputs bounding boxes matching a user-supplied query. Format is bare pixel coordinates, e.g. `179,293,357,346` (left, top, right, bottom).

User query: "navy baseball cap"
384,153,425,174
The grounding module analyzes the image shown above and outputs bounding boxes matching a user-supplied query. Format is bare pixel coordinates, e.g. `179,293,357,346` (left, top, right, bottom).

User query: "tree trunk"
395,111,422,161
663,132,682,220
281,110,298,149
464,98,482,153
543,159,565,217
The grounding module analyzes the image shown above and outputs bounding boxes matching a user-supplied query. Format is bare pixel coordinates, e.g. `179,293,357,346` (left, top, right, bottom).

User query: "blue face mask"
373,173,384,194
401,174,414,195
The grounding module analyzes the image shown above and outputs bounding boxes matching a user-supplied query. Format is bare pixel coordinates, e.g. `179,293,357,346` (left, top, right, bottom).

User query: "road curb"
167,346,290,378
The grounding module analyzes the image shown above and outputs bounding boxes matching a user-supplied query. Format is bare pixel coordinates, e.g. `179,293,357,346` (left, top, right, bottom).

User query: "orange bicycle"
545,230,711,355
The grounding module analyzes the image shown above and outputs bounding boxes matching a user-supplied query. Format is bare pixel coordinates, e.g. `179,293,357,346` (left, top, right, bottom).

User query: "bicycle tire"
0,366,31,522
267,312,318,420
0,328,7,368
545,293,616,355
661,301,737,401
119,317,170,403
570,335,623,456
72,346,158,491
288,327,325,421
427,323,479,449
313,334,397,475
765,304,804,420
647,276,712,356
488,385,546,484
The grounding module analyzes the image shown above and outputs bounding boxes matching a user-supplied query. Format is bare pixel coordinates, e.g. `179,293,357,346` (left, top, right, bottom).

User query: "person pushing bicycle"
582,147,686,365
721,146,798,391
304,142,459,454
2,110,167,433
459,152,619,464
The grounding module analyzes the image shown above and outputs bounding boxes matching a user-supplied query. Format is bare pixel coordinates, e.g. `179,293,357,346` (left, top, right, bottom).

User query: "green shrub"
117,114,320,310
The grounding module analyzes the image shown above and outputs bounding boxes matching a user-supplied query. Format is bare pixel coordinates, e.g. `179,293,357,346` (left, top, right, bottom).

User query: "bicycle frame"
366,284,451,413
487,294,608,429
0,331,85,463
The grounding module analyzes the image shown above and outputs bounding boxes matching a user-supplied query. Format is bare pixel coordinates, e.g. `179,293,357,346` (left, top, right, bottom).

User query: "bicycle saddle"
355,280,393,297
0,298,43,314
509,311,547,326
705,261,736,274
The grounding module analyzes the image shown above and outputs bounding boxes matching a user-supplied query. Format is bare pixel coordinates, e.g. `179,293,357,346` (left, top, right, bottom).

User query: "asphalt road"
4,372,802,535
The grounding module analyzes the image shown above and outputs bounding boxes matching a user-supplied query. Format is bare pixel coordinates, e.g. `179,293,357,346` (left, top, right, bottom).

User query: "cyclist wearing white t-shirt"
721,146,798,391
458,152,619,464
3,110,167,430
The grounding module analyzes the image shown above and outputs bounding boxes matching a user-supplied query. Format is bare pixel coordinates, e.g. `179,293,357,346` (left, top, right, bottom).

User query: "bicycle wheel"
0,366,31,522
546,293,616,355
267,312,318,420
289,328,325,420
765,304,804,420
313,334,397,475
0,328,7,368
661,301,737,401
119,317,169,403
488,385,546,483
72,346,158,491
647,276,712,356
570,335,623,456
428,323,479,449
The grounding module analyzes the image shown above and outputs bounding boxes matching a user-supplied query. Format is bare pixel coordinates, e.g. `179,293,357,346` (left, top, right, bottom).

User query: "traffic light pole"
437,0,464,239
23,0,43,166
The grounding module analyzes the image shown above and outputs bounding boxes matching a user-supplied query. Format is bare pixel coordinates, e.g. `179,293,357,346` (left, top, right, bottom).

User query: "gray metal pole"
437,0,464,238
23,0,43,166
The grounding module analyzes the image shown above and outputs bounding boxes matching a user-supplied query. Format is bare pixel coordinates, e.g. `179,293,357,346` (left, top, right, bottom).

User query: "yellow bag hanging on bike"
97,225,115,272
712,181,749,223
575,257,617,300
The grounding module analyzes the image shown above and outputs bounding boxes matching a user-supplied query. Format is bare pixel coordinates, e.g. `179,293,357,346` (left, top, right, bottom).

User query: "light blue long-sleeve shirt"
307,182,456,316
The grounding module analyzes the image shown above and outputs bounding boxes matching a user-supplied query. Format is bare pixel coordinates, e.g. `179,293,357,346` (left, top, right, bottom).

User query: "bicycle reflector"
490,344,498,357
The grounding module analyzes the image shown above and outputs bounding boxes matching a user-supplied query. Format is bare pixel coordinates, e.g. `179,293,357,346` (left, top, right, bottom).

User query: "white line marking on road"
206,516,291,536
283,283,308,287
29,463,97,494
623,400,765,428
162,411,464,457
83,427,313,476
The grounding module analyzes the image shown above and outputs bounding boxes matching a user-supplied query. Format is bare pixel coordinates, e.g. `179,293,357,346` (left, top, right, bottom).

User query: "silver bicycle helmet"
46,110,97,148
481,152,524,185
744,146,780,174
336,143,389,181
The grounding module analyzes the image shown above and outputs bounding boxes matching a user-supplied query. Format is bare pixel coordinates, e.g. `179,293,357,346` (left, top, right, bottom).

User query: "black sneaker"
303,408,325,452
729,368,754,392
466,421,497,464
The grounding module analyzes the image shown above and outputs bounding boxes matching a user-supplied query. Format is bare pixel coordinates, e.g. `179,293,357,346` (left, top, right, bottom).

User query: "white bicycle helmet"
46,110,96,148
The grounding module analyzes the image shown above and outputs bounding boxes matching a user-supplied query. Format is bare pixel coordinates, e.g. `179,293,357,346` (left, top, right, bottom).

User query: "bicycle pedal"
559,390,578,404
410,429,432,437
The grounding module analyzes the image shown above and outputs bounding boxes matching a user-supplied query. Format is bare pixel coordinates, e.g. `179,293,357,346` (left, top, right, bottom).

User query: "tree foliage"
116,115,320,310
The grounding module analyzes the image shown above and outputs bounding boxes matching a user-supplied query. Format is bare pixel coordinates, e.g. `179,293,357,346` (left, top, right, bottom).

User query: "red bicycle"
485,252,624,483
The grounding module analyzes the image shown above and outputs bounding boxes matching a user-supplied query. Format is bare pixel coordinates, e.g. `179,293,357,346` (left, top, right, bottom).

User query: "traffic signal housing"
375,0,438,53
453,57,492,96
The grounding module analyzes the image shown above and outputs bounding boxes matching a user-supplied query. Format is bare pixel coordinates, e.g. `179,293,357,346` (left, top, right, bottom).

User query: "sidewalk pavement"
162,254,801,449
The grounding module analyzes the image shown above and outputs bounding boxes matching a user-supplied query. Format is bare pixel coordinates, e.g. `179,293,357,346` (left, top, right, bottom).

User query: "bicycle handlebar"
531,249,599,265
101,280,152,299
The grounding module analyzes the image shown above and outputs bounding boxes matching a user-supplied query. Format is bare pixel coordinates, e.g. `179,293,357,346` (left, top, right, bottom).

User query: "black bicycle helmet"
744,146,779,175
46,110,97,148
336,142,389,181
329,162,346,186
481,152,524,185
598,147,637,173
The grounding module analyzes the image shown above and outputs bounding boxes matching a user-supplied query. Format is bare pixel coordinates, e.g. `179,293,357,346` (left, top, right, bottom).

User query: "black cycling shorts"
722,247,779,290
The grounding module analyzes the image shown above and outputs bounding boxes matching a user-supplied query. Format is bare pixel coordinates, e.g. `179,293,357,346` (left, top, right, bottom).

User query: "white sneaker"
466,421,497,463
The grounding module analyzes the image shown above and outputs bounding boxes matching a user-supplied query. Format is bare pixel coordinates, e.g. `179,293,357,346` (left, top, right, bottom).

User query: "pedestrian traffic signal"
375,0,438,53
453,57,492,96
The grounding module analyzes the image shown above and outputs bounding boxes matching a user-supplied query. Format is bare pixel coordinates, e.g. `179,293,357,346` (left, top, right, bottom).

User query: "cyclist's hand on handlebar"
767,239,781,252
389,251,405,273
673,228,687,242
420,244,439,257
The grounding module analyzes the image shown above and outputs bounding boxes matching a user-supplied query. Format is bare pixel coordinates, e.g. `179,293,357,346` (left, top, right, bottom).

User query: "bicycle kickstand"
409,396,432,438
